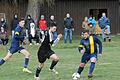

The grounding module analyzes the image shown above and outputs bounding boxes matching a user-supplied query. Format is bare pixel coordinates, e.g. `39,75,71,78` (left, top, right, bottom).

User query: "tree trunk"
26,0,55,24
26,0,39,24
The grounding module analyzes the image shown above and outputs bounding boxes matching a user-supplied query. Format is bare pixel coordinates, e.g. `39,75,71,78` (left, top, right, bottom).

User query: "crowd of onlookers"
82,13,111,42
0,12,111,46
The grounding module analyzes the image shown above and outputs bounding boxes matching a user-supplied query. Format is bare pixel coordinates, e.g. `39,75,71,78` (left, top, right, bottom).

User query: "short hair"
19,18,25,22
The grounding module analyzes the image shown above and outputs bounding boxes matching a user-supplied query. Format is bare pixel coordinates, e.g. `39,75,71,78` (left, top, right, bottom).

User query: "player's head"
50,26,57,32
83,30,90,39
19,18,25,28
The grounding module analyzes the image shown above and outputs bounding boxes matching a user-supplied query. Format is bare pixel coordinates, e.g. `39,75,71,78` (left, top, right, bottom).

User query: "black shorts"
37,49,55,63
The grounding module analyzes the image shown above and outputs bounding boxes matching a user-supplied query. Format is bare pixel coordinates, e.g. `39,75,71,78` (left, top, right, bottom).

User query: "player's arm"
94,36,102,54
14,31,24,41
52,34,62,46
78,40,85,53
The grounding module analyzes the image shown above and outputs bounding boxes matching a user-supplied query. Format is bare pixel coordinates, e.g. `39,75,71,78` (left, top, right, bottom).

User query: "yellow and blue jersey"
79,35,102,54
10,25,24,48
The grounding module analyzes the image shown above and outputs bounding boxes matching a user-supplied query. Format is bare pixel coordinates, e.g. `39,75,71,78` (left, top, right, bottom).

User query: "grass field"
0,35,120,80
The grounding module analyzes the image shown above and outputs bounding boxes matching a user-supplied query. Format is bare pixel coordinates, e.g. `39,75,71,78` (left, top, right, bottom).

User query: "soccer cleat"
72,73,80,80
88,74,93,78
36,43,39,45
49,69,59,75
34,76,40,80
29,43,32,45
23,68,32,73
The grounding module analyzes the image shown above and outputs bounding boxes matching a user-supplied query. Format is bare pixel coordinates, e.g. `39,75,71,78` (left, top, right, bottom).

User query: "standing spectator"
0,27,8,45
82,17,89,30
88,16,96,35
0,18,7,31
64,13,74,43
48,15,58,40
25,15,34,43
98,13,111,42
39,15,48,42
11,14,19,38
29,23,39,45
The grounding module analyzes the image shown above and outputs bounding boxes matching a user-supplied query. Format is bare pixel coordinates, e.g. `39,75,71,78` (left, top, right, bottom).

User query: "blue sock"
24,58,29,68
0,59,5,65
89,62,95,74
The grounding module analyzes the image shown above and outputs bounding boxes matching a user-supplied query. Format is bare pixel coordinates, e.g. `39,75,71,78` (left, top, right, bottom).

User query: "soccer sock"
89,62,95,74
24,58,29,68
77,67,84,75
50,61,58,70
35,67,41,77
0,59,5,65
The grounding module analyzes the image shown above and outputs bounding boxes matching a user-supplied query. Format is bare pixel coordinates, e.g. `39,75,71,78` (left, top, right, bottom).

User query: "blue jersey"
79,36,102,54
11,25,24,48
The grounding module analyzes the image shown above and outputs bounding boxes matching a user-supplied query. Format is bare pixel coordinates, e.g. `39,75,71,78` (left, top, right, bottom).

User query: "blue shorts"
81,53,97,64
8,47,25,54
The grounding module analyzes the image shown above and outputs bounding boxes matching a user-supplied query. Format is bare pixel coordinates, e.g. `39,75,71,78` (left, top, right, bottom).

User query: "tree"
26,0,55,23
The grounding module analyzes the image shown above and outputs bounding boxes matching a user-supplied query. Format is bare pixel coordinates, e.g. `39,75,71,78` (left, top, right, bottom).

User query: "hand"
23,39,26,45
65,28,67,30
80,50,85,54
72,28,74,31
98,53,102,57
58,34,62,39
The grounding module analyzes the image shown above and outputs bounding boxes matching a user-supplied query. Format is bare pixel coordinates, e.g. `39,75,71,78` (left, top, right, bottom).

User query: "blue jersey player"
72,30,102,80
0,18,32,73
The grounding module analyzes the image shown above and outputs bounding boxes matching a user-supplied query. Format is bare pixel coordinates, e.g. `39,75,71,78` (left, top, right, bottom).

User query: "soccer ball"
72,72,80,80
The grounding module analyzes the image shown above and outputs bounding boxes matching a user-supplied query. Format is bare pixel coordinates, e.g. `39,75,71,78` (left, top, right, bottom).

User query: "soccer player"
0,18,32,73
34,26,62,80
72,30,102,80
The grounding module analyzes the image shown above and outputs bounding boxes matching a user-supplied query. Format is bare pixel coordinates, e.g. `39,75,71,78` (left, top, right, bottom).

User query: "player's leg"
49,53,59,74
72,53,89,79
34,50,46,80
34,63,44,80
20,49,32,73
0,52,13,65
88,56,97,78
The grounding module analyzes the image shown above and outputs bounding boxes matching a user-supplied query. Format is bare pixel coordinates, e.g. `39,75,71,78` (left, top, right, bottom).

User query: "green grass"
0,35,120,80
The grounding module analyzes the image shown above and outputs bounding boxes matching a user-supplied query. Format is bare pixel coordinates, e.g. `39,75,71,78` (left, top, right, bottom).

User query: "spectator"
0,18,7,31
82,17,89,30
29,23,39,45
98,13,111,42
11,14,19,38
64,13,74,43
39,15,48,42
48,15,58,40
25,15,34,43
88,16,96,35
0,27,8,45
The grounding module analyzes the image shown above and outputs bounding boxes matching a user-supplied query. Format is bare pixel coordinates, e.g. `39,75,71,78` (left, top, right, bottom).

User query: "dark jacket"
98,16,110,29
11,18,19,31
64,17,74,29
25,18,34,30
48,19,57,28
